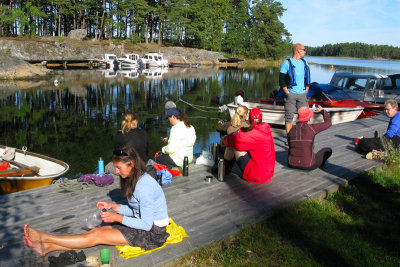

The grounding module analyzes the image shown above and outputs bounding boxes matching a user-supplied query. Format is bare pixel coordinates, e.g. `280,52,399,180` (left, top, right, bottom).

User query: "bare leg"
285,122,292,135
23,224,128,256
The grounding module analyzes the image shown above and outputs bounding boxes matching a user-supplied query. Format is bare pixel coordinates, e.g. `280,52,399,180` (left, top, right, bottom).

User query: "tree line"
0,0,292,59
307,42,400,60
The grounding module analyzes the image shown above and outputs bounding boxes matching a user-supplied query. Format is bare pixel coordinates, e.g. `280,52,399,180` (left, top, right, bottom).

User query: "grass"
168,163,400,266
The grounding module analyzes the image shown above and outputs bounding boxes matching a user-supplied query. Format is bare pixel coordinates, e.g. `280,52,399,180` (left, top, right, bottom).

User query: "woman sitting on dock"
23,147,169,256
113,112,148,161
216,105,250,135
287,105,332,170
223,108,275,183
154,108,196,169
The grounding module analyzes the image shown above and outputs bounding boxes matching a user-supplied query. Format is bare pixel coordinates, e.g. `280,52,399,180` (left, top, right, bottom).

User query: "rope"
175,98,225,113
53,178,95,192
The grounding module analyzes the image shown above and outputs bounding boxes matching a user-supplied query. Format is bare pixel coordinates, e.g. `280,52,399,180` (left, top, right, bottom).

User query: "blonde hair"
231,105,248,128
121,112,138,134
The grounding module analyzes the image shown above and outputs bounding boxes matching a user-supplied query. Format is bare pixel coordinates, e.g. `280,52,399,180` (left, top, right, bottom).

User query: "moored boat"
95,53,120,69
140,52,169,68
0,145,69,194
118,53,143,69
262,82,384,119
227,102,363,126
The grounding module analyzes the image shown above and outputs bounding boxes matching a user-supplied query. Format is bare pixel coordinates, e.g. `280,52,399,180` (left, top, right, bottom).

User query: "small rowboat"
227,102,364,126
0,145,69,194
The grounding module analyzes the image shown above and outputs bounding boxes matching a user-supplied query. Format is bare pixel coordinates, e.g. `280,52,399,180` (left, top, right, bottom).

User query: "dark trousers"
357,136,400,155
154,153,177,169
289,148,332,171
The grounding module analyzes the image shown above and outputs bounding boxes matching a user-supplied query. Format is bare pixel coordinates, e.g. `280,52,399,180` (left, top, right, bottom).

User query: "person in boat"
357,99,400,156
223,108,275,183
154,108,196,169
23,147,169,256
279,43,311,141
287,105,332,170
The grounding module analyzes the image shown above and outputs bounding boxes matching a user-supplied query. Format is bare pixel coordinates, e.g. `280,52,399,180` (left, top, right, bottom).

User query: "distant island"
307,42,400,60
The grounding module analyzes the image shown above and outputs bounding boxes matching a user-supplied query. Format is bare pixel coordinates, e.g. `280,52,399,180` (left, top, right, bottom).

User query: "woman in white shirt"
154,108,196,169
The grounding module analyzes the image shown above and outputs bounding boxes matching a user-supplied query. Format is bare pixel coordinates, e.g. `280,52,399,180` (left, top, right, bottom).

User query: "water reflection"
3,58,398,179
0,67,281,177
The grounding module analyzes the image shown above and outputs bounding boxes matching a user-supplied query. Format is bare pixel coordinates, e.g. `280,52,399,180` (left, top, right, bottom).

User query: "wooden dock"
27,59,101,69
0,113,389,267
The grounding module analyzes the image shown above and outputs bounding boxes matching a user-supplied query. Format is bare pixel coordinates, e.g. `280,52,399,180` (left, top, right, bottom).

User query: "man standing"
279,43,311,139
357,99,400,155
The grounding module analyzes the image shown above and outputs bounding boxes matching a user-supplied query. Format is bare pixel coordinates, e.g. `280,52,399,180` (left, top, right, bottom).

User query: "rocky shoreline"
0,37,230,80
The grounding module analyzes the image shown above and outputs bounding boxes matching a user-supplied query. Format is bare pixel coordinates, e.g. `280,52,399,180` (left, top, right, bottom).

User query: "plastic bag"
81,211,102,229
1,147,15,161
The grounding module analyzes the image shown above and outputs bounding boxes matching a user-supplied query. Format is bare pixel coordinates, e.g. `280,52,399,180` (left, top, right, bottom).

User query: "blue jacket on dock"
384,112,400,138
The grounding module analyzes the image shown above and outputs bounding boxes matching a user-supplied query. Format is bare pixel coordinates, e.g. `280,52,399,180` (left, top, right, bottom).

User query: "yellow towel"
116,218,189,259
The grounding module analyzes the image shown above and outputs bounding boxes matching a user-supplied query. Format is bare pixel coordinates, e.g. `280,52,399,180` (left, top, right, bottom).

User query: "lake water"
1,57,400,178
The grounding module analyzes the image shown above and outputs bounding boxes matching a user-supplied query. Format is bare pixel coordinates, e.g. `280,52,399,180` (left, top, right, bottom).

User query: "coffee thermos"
217,159,225,182
183,156,189,176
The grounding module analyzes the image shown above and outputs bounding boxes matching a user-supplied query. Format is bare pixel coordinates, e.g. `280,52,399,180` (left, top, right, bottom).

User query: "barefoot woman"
23,147,169,256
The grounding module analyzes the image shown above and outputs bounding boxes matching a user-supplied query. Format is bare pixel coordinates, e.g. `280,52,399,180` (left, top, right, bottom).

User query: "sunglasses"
113,150,128,156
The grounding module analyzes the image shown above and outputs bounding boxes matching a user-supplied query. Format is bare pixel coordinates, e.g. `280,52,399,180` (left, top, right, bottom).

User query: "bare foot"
23,224,46,256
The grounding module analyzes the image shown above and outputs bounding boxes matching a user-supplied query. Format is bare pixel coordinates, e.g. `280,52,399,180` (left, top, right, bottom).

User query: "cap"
165,101,176,111
249,108,262,126
297,106,314,122
166,107,180,118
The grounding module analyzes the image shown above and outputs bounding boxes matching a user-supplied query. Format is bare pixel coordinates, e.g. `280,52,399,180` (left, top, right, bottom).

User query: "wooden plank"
0,168,35,177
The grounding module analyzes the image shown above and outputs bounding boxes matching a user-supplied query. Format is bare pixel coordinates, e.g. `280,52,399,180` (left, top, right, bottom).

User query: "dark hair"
112,146,146,198
175,113,191,127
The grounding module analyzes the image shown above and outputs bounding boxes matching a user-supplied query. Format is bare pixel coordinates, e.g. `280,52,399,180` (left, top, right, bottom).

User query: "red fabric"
153,163,182,177
0,161,9,171
224,123,275,183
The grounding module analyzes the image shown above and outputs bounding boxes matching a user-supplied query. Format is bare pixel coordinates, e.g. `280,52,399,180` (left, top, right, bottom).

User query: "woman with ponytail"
114,112,148,161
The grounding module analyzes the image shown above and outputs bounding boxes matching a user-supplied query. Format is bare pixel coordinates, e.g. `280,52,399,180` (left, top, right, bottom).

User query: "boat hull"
227,102,363,126
0,145,69,194
0,178,54,194
0,145,69,180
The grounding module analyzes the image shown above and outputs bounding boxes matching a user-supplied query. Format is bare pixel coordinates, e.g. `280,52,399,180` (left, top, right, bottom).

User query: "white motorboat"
96,53,119,69
227,102,363,126
0,145,69,193
141,52,169,68
118,53,143,70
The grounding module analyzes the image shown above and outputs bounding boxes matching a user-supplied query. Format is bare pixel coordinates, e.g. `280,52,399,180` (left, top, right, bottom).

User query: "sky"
278,0,400,47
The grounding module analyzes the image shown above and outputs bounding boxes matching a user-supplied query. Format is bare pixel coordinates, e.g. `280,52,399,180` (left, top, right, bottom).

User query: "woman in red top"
223,108,275,183
288,105,332,170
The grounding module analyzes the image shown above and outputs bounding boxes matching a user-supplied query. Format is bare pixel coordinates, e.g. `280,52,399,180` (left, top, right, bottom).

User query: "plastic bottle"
98,157,104,174
183,156,189,176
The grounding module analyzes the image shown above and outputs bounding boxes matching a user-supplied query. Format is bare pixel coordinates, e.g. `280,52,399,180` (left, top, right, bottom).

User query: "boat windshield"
333,77,379,91
323,89,353,101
